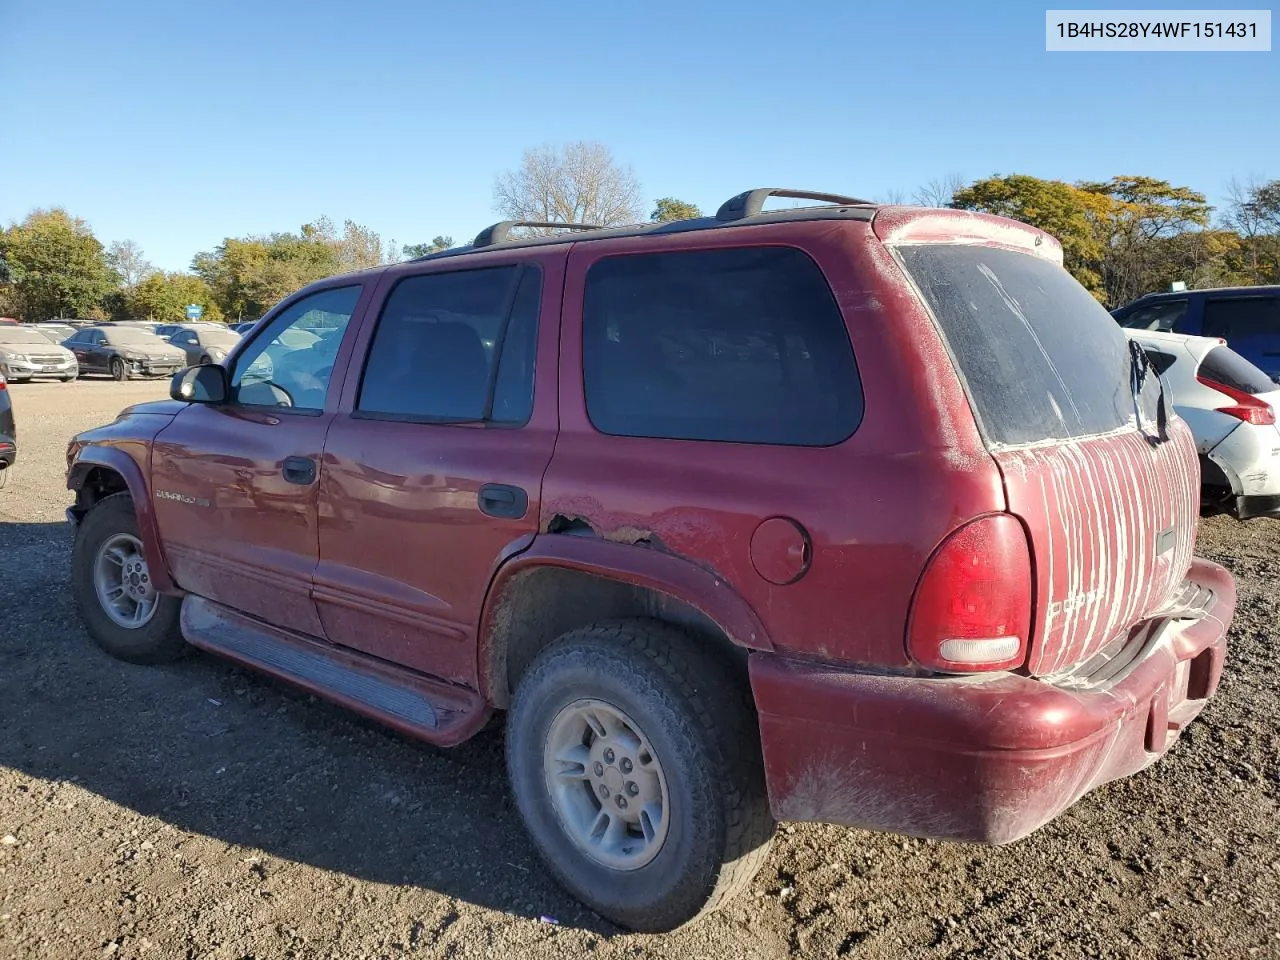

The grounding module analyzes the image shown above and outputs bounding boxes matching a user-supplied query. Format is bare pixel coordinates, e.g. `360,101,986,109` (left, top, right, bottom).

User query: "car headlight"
121,351,145,361
5,354,28,363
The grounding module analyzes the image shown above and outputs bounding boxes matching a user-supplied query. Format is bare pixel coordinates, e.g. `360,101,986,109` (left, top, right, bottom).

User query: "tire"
60,375,75,382
71,492,187,664
506,619,774,932
110,357,129,381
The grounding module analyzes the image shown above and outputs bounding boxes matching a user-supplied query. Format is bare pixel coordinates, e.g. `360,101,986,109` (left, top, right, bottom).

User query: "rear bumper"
751,557,1235,844
0,434,14,468
1232,493,1280,520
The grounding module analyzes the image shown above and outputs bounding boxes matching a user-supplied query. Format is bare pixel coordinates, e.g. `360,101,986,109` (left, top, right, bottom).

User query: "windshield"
105,330,169,347
201,330,241,347
899,244,1160,447
0,328,56,345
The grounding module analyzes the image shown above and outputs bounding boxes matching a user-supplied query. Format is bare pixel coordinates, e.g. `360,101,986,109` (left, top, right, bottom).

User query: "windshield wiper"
1128,339,1169,446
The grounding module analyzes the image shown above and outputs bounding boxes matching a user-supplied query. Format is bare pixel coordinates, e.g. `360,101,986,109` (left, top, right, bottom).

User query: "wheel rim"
111,359,124,380
543,698,670,871
93,533,158,628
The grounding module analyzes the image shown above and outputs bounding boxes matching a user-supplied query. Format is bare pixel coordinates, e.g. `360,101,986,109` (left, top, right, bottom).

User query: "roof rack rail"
472,220,603,248
715,188,876,222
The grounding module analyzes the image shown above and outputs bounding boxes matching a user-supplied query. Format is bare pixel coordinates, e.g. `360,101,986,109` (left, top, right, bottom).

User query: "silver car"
167,326,242,366
0,326,78,382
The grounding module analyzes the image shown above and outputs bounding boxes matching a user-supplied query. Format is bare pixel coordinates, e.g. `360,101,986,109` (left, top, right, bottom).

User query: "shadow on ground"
0,520,617,933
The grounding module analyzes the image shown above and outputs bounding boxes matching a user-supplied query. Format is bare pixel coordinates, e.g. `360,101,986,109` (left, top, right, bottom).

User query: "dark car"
63,326,187,380
0,372,14,475
64,188,1235,932
1113,285,1280,382
167,326,242,366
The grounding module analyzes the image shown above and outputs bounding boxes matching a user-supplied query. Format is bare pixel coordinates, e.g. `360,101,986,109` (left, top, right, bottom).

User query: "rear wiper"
1128,339,1169,446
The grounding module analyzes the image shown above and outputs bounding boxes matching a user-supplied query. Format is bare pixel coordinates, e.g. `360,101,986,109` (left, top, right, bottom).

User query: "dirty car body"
66,191,1235,929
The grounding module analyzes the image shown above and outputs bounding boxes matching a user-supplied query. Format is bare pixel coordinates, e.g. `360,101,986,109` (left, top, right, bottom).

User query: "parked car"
0,317,19,326
0,373,14,475
64,189,1236,932
0,325,79,382
1128,329,1280,519
63,326,186,380
167,326,242,366
1114,285,1280,382
28,322,78,344
154,321,223,340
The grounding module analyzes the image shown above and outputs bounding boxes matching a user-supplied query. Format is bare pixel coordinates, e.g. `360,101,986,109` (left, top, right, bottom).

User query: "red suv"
66,189,1235,932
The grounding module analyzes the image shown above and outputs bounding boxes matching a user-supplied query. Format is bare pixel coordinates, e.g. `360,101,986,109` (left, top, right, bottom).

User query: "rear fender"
477,533,773,705
67,446,177,595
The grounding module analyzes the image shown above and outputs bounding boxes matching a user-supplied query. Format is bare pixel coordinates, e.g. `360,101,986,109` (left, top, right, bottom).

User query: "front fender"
68,445,178,595
477,533,773,704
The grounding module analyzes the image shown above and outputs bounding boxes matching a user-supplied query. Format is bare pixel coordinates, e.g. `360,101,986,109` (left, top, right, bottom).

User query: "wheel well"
485,566,750,709
73,466,129,515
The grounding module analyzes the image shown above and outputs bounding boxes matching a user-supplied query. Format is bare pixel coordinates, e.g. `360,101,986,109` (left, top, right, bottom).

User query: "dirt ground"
0,379,1277,960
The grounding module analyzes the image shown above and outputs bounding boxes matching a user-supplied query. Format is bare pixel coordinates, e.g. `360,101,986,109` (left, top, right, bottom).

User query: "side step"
181,596,490,747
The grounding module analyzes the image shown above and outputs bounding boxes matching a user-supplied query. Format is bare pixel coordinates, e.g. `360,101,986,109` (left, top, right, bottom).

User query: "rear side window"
1202,297,1280,341
357,265,541,424
1118,300,1188,332
1198,345,1276,395
581,247,862,445
899,244,1146,447
1143,348,1178,377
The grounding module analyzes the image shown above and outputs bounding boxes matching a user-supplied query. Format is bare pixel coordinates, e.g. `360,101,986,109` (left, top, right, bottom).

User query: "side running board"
181,596,490,747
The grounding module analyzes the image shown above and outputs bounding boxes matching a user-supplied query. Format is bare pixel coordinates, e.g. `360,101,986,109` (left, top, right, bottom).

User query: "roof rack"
473,220,603,248
716,188,875,222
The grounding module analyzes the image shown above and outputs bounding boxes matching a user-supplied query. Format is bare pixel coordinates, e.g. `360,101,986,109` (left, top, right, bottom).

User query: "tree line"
1,141,1276,323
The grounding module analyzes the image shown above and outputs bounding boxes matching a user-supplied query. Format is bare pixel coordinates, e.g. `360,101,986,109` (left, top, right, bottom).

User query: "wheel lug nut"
603,748,615,764
620,758,633,774
626,781,638,796
598,784,610,798
593,761,604,777
616,796,628,809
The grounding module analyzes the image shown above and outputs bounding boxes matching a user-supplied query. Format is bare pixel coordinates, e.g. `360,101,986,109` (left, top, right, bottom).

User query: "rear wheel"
506,619,774,932
110,357,129,381
71,493,186,664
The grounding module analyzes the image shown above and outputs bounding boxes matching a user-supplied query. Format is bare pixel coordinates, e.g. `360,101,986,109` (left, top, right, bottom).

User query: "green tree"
0,208,118,320
193,229,341,320
951,174,1112,299
650,198,703,223
127,272,223,323
402,236,454,259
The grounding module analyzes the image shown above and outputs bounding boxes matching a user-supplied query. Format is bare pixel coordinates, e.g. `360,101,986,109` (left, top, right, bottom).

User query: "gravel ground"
1,379,1278,959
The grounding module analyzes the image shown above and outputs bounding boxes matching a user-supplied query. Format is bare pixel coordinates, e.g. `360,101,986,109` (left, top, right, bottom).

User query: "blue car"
1113,285,1280,382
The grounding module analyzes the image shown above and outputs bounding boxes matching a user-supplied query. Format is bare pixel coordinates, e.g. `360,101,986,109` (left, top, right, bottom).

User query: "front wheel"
506,620,774,932
71,493,187,664
110,357,129,381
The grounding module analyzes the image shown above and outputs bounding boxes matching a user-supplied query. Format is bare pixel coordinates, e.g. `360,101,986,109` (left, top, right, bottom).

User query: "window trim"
579,244,864,448
227,282,365,418
351,262,543,429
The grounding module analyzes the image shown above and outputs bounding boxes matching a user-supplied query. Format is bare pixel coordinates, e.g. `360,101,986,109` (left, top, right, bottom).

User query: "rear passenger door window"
1202,297,1280,341
580,247,862,446
356,265,542,425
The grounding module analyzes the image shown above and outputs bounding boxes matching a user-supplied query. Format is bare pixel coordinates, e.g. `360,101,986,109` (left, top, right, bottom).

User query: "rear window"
899,244,1147,447
582,246,862,446
1198,345,1275,395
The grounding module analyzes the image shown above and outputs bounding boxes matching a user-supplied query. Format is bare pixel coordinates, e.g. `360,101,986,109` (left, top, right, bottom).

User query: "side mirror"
171,364,228,404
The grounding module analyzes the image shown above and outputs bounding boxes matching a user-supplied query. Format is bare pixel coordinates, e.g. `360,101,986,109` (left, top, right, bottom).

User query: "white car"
1128,329,1280,520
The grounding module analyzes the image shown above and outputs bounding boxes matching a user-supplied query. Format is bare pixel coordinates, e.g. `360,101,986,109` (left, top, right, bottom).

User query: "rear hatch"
896,241,1198,676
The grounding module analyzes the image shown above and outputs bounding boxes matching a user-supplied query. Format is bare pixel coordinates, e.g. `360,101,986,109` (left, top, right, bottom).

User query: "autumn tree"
1223,178,1280,284
128,272,223,323
402,236,454,259
0,209,118,320
193,229,341,319
105,240,153,289
650,198,703,223
494,141,643,231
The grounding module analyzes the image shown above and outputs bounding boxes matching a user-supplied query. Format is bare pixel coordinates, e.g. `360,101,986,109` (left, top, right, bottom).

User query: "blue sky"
2,0,1275,271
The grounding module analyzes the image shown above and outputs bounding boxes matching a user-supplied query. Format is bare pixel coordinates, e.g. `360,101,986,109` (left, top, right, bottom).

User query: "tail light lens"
907,514,1032,673
1196,375,1276,425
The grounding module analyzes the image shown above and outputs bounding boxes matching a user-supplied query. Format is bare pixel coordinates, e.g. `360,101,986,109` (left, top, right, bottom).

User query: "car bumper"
1,358,78,379
123,360,183,377
750,557,1235,845
0,434,14,468
1232,492,1280,519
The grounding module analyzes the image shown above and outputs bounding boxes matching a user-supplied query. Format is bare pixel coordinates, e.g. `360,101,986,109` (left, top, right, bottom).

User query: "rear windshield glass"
1199,345,1276,395
898,245,1150,447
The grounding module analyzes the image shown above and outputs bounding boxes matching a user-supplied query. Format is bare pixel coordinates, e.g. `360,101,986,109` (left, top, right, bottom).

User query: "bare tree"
494,141,643,231
105,240,153,289
881,187,907,205
913,174,967,208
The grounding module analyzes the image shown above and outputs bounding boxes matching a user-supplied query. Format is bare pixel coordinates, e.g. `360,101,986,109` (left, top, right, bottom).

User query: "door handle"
282,456,317,485
478,483,528,519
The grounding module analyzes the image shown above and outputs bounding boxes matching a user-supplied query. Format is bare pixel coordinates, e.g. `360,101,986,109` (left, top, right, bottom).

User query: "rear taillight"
907,514,1032,673
1196,374,1276,425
